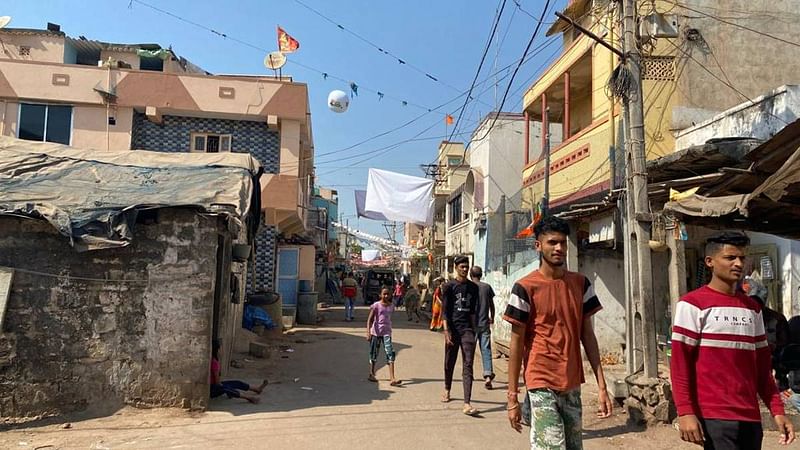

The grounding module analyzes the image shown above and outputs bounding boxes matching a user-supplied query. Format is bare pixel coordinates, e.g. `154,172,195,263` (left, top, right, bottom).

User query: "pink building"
0,23,315,295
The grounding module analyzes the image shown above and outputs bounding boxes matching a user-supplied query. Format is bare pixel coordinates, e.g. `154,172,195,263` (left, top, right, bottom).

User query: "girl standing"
366,287,401,386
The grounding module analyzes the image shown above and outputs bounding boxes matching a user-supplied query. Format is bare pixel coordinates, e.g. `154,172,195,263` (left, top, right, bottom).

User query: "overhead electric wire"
670,1,800,49
129,0,444,115
663,37,790,126
290,0,481,101
446,0,509,144
471,0,552,146
281,36,561,170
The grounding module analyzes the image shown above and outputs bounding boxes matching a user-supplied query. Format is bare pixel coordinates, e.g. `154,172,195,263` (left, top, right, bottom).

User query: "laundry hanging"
364,169,434,226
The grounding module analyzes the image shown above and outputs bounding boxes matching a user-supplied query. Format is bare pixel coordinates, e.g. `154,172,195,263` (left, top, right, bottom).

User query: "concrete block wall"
0,209,222,419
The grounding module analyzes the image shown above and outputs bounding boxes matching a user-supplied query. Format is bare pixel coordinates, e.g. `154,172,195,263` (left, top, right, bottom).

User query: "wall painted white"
748,231,800,318
675,85,800,150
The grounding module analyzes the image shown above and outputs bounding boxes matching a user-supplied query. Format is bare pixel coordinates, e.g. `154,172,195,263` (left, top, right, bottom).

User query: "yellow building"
522,0,800,210
522,1,678,209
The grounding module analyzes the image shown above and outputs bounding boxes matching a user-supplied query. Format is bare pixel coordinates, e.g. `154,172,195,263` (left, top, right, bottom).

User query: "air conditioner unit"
641,13,679,39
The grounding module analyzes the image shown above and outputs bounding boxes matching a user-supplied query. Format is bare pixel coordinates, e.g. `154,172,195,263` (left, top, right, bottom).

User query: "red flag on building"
277,26,300,53
515,201,543,239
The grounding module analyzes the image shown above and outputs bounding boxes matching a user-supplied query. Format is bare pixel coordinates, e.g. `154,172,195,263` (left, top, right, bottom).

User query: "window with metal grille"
190,133,232,153
18,46,31,56
642,56,676,81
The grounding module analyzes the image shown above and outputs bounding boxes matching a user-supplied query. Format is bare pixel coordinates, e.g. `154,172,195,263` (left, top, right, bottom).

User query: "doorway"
278,247,300,307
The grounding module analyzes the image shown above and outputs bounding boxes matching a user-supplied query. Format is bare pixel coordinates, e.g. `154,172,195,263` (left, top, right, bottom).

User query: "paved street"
0,305,792,449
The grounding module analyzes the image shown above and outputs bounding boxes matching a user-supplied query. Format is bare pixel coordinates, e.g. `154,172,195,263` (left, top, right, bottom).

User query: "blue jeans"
477,329,494,378
789,392,800,413
344,296,355,320
210,380,250,398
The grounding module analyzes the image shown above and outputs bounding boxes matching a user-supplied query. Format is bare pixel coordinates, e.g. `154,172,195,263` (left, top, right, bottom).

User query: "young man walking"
470,266,496,390
505,216,612,449
671,231,795,449
441,255,481,416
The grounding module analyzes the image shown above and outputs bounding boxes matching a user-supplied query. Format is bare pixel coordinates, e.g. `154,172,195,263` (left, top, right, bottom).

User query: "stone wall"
0,209,223,420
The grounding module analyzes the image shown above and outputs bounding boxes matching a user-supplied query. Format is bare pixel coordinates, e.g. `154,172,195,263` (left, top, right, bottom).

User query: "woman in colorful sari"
429,276,445,331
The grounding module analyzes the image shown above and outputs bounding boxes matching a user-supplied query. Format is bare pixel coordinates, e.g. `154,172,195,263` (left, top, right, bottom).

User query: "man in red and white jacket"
671,231,795,449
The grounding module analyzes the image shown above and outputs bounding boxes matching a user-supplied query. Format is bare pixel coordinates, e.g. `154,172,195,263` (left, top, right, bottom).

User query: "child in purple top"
366,287,401,386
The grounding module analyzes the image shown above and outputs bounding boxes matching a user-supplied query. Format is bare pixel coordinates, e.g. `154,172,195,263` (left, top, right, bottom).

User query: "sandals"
441,392,451,403
390,380,402,386
367,374,378,382
484,373,495,390
462,405,479,416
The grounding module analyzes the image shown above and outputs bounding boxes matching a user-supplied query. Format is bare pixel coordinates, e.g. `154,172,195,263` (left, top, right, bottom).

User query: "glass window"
18,104,46,142
45,105,72,145
220,135,231,152
449,195,462,226
447,156,463,166
193,135,205,152
18,103,71,144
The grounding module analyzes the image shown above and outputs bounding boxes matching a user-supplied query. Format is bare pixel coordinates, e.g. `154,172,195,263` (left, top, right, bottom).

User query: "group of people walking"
211,214,800,449
359,216,800,450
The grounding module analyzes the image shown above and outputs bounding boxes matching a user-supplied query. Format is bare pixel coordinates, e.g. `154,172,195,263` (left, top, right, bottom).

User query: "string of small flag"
129,0,449,116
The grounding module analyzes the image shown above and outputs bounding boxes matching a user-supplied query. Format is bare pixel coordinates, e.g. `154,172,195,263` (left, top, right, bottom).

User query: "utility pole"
542,106,551,217
622,0,658,378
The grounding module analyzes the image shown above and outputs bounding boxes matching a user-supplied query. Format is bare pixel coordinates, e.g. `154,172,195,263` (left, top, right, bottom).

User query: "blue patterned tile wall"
131,112,280,174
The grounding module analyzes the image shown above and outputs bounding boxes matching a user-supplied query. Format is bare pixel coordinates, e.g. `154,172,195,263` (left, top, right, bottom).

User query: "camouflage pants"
528,388,582,450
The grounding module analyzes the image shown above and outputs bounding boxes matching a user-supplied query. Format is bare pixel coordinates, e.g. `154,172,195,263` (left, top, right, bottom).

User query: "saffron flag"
277,26,300,53
446,114,454,125
515,201,543,239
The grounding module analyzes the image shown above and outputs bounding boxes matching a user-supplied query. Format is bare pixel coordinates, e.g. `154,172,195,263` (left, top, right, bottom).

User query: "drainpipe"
106,60,112,150
563,71,571,140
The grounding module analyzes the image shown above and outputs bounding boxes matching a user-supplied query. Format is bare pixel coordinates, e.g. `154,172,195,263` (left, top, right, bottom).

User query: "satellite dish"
328,90,350,113
264,51,286,70
0,16,11,29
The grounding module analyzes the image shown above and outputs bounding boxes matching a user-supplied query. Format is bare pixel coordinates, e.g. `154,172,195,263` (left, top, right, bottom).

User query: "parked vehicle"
362,269,395,305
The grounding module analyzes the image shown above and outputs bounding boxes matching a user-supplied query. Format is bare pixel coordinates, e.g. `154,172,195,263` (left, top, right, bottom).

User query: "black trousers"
701,419,763,450
444,328,476,403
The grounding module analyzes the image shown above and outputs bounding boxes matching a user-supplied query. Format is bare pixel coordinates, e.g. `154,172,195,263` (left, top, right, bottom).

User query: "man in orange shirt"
504,216,612,449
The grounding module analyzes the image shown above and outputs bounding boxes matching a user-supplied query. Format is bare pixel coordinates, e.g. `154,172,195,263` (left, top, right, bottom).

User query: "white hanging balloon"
327,90,350,113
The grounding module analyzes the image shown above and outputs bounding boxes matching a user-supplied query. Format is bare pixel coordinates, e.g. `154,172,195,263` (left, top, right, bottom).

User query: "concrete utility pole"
622,0,658,378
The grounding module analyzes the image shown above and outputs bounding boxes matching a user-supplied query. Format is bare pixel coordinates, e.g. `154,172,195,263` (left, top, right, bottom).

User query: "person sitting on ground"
404,283,424,323
210,339,268,404
366,287,402,386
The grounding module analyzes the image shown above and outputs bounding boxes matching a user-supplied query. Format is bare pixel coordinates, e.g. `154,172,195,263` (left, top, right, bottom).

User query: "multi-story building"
0,23,314,300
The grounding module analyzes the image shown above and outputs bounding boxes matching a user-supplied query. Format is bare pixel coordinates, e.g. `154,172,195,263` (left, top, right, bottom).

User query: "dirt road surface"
1,305,793,449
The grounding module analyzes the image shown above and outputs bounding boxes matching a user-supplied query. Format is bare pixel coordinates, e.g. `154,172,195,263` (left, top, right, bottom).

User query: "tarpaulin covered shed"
0,136,262,250
661,119,800,239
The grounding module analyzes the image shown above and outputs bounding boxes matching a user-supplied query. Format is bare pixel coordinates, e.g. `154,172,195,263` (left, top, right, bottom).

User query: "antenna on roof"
263,51,286,79
0,16,12,29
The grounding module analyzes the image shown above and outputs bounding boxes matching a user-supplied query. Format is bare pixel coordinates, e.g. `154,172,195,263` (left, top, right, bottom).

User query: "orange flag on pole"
277,26,300,53
446,114,454,125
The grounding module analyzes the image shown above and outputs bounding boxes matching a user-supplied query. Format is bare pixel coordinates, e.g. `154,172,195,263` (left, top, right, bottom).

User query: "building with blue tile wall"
131,112,280,292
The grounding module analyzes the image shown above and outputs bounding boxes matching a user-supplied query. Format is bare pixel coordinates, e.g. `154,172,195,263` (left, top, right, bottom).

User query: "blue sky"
6,0,565,239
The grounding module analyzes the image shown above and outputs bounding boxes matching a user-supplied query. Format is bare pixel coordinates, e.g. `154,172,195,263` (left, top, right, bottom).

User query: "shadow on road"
209,307,416,416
